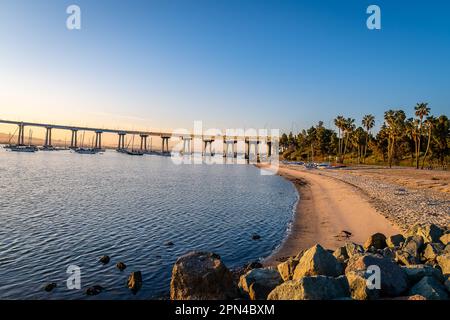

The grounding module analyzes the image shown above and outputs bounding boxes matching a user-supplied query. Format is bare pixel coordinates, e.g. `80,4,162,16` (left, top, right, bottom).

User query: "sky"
0,0,449,137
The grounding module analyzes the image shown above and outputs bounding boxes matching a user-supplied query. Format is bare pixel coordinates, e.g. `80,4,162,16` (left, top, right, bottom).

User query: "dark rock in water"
170,251,238,300
127,271,143,294
252,234,261,240
268,275,350,300
44,283,57,292
364,233,387,250
116,262,127,271
86,286,104,296
409,276,448,300
165,241,174,246
244,261,263,273
99,255,110,264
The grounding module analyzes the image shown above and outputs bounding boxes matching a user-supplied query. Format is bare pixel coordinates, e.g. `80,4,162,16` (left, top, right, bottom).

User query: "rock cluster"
170,223,450,300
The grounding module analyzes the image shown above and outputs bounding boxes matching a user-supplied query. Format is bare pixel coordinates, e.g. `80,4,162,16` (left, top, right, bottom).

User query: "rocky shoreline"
169,223,450,300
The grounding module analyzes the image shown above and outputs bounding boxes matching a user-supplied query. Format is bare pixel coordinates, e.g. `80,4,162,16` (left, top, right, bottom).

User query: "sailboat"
126,134,143,156
10,129,38,152
74,131,99,154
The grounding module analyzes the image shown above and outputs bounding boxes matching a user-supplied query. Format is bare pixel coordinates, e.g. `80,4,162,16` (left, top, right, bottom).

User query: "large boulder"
440,233,450,246
239,267,282,300
437,253,450,276
396,235,424,265
170,251,238,300
345,254,408,297
386,234,405,248
267,276,349,300
407,224,444,243
409,276,448,300
346,270,379,300
401,265,444,285
277,258,299,281
293,244,343,279
333,246,349,263
363,233,387,250
344,242,365,258
423,243,444,262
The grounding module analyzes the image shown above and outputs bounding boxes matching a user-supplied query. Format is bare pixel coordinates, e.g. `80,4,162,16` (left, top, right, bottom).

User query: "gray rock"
401,265,444,285
346,270,380,300
386,234,405,248
407,223,444,243
239,267,282,300
345,253,408,297
423,243,444,262
363,233,387,250
344,242,365,258
170,251,238,300
440,233,450,246
381,247,395,260
293,244,343,279
99,255,110,264
437,253,450,276
401,235,424,260
333,246,349,263
409,276,448,300
277,258,299,281
267,276,349,300
395,250,420,266
127,271,142,294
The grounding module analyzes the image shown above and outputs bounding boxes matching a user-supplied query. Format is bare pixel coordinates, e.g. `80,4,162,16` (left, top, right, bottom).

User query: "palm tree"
362,114,375,163
414,102,430,169
384,110,406,168
342,118,355,163
334,115,345,162
421,115,436,169
405,118,420,166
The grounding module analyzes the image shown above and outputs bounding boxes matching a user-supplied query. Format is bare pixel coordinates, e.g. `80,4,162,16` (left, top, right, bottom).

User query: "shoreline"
262,164,401,265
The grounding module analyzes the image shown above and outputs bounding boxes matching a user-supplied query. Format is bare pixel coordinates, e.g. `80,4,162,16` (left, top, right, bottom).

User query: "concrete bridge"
0,119,277,158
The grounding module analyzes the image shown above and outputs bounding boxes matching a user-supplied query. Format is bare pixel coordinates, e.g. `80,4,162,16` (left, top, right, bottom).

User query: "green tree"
414,102,430,169
362,114,375,163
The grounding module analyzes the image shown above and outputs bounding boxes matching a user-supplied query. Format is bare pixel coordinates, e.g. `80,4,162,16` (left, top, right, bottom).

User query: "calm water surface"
0,148,297,299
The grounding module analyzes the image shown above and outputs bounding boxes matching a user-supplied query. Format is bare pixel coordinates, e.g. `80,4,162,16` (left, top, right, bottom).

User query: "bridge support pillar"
117,133,126,150
182,137,192,155
161,136,170,153
203,140,214,156
140,134,148,151
44,127,52,147
94,131,102,149
70,130,78,149
17,123,25,146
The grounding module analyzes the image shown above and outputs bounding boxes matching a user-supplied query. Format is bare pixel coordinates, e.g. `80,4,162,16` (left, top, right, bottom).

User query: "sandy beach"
263,164,403,264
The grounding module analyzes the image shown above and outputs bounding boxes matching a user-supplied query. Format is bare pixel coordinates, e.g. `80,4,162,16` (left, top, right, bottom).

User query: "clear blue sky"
0,0,449,133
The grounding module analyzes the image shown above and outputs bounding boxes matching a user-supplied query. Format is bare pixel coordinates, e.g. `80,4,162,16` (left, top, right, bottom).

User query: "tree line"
279,103,449,170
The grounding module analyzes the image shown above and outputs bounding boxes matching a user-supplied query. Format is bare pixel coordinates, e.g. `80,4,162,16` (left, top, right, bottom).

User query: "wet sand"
262,165,401,265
